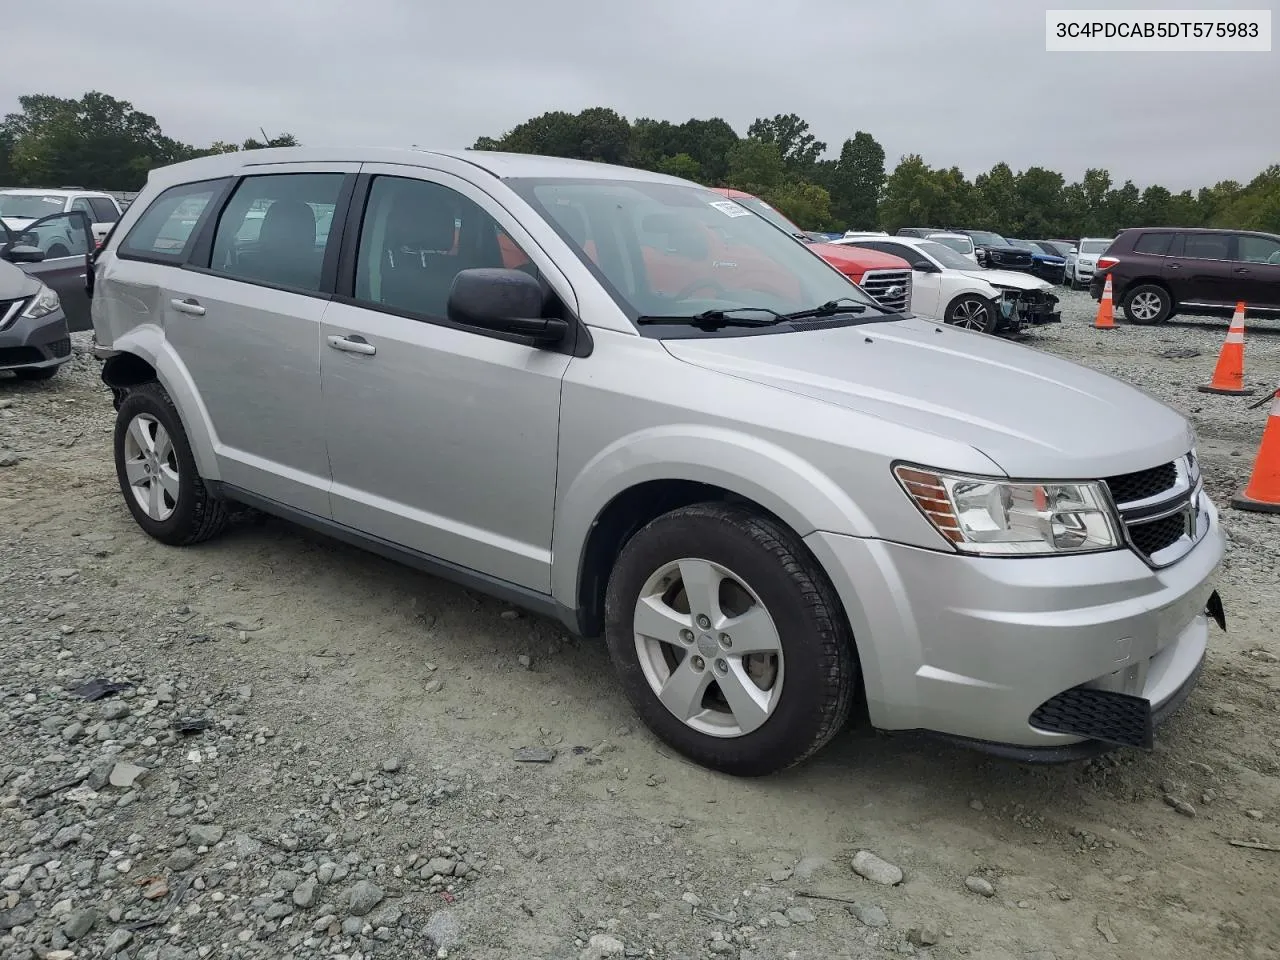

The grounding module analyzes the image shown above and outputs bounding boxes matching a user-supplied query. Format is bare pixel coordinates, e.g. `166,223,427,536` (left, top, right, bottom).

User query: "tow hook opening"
1205,590,1226,631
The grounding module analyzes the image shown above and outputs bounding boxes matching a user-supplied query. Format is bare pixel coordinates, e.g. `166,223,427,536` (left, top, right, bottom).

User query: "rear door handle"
327,334,376,356
1234,267,1251,274
169,297,205,316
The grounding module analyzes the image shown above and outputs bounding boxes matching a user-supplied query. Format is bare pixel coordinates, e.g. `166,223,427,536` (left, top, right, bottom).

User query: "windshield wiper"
636,307,788,330
637,297,893,331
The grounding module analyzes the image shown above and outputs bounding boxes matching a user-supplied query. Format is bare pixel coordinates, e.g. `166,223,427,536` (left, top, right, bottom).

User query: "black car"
954,230,1034,271
1090,227,1280,324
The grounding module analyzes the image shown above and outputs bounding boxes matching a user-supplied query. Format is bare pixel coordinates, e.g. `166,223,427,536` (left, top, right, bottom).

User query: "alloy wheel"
122,413,180,521
632,558,784,738
1129,291,1163,322
949,298,990,330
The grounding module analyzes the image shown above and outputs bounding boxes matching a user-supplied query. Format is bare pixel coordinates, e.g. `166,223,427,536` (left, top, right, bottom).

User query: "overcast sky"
6,0,1276,191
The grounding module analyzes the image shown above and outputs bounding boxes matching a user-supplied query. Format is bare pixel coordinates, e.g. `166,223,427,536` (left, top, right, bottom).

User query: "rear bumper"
804,502,1224,756
0,308,73,372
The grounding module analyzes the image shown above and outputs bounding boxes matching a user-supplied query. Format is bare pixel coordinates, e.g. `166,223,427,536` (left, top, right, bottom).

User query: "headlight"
20,283,61,321
894,465,1122,556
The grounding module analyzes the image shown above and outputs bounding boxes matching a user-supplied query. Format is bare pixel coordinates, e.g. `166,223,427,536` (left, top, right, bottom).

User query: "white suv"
1065,237,1114,289
0,188,123,249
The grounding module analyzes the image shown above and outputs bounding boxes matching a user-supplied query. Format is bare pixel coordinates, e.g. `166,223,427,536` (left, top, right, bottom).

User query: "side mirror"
447,268,566,344
911,259,940,273
2,244,47,264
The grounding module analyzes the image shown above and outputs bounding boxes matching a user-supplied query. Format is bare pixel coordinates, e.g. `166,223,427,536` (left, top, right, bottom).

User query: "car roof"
926,231,969,239
143,146,694,190
0,187,113,197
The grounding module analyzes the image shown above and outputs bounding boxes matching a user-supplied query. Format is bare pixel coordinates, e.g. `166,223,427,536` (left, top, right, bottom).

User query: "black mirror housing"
912,259,939,273
3,244,46,264
447,268,566,344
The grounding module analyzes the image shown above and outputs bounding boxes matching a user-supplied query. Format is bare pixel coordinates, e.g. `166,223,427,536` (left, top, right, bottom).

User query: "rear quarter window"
117,179,230,262
1132,233,1172,256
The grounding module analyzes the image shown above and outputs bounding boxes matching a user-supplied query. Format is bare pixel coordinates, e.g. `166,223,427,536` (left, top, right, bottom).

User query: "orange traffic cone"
1093,276,1115,329
1198,302,1255,396
1232,389,1280,514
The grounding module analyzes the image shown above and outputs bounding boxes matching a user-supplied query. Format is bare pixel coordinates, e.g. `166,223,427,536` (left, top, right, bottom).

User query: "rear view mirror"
447,268,566,345
2,244,46,264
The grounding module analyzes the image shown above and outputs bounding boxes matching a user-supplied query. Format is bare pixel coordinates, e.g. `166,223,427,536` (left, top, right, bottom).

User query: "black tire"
1122,283,1172,325
113,382,229,546
604,502,858,777
47,244,70,259
944,293,999,334
12,365,59,381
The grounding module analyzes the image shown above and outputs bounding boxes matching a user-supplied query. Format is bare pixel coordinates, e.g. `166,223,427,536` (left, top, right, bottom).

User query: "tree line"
0,92,298,194
474,107,1280,238
3,92,1276,237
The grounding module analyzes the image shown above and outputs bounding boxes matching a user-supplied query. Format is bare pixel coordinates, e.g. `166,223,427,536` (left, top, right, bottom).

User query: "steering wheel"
671,278,729,301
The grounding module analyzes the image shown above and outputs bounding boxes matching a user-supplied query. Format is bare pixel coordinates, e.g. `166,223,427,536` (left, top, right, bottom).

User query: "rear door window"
210,173,345,294
88,197,120,223
1133,233,1173,256
1179,233,1233,261
118,180,228,262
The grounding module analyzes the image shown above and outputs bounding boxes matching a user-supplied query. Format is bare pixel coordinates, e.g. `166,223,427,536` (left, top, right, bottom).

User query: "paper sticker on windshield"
708,200,752,218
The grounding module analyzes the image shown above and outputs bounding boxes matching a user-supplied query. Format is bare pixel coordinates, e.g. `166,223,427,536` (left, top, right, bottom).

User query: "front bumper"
804,500,1225,757
0,307,72,372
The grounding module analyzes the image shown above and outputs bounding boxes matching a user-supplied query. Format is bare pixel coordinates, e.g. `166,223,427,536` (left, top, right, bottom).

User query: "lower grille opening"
48,338,71,358
0,346,45,366
1030,687,1154,749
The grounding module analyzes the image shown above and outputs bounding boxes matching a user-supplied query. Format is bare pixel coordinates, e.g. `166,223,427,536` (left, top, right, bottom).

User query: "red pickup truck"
716,188,912,314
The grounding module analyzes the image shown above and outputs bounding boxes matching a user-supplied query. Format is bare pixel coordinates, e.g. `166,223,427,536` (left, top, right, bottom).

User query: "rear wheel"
1122,284,1172,325
113,383,229,545
47,244,70,259
944,294,999,334
604,502,857,777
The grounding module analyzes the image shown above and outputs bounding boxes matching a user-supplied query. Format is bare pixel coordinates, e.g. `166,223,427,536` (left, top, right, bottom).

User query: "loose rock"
852,850,903,886
965,876,996,897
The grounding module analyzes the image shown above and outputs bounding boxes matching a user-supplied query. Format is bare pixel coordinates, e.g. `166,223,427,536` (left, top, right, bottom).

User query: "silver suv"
90,148,1225,776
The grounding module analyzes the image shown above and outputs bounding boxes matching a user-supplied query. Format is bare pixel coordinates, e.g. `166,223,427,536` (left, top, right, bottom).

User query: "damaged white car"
832,236,1061,334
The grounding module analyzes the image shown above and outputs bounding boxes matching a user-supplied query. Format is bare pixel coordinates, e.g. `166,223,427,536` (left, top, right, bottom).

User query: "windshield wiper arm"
636,307,788,329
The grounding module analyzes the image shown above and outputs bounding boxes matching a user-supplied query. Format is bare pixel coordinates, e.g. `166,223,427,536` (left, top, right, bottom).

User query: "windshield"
1080,239,1111,254
0,193,66,220
966,230,1007,247
915,240,980,271
928,235,973,254
507,178,880,329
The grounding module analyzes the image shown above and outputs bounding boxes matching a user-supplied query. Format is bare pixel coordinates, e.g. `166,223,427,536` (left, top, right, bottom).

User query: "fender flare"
102,325,221,481
551,423,874,608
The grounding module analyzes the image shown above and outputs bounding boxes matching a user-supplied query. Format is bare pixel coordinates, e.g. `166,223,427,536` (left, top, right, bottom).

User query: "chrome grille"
859,269,912,313
1106,453,1206,568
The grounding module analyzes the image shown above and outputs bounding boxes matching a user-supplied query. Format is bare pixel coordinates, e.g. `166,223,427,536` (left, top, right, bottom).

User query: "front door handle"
327,334,376,356
170,297,205,316
1234,267,1251,275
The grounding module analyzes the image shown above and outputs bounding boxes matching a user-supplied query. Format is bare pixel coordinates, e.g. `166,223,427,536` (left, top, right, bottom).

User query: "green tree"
746,113,825,172
1012,166,1065,236
973,162,1017,230
725,138,788,196
656,153,702,181
4,92,191,190
472,107,630,165
673,117,740,184
825,132,885,229
766,180,833,230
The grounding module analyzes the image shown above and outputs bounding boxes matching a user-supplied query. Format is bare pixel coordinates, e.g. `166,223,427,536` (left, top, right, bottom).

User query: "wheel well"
575,480,792,639
101,353,159,409
1119,277,1170,301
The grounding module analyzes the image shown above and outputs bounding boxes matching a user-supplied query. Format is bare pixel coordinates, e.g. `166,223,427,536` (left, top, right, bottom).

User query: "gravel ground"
1,289,1278,960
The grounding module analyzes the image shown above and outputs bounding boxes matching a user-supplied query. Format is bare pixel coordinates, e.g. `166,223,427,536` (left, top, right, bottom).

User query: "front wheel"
1122,284,1172,325
113,383,229,545
944,294,999,333
604,502,857,777
47,244,70,259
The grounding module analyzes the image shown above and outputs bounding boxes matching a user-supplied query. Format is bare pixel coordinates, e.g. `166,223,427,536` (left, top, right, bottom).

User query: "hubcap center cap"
696,633,718,657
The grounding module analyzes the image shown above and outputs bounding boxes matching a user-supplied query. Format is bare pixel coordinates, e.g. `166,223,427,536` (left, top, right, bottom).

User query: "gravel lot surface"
1,289,1278,960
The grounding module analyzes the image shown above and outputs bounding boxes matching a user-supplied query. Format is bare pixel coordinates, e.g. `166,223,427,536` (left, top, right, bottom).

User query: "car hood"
809,241,911,273
662,316,1192,478
0,259,41,299
956,269,1050,291
1,217,35,232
